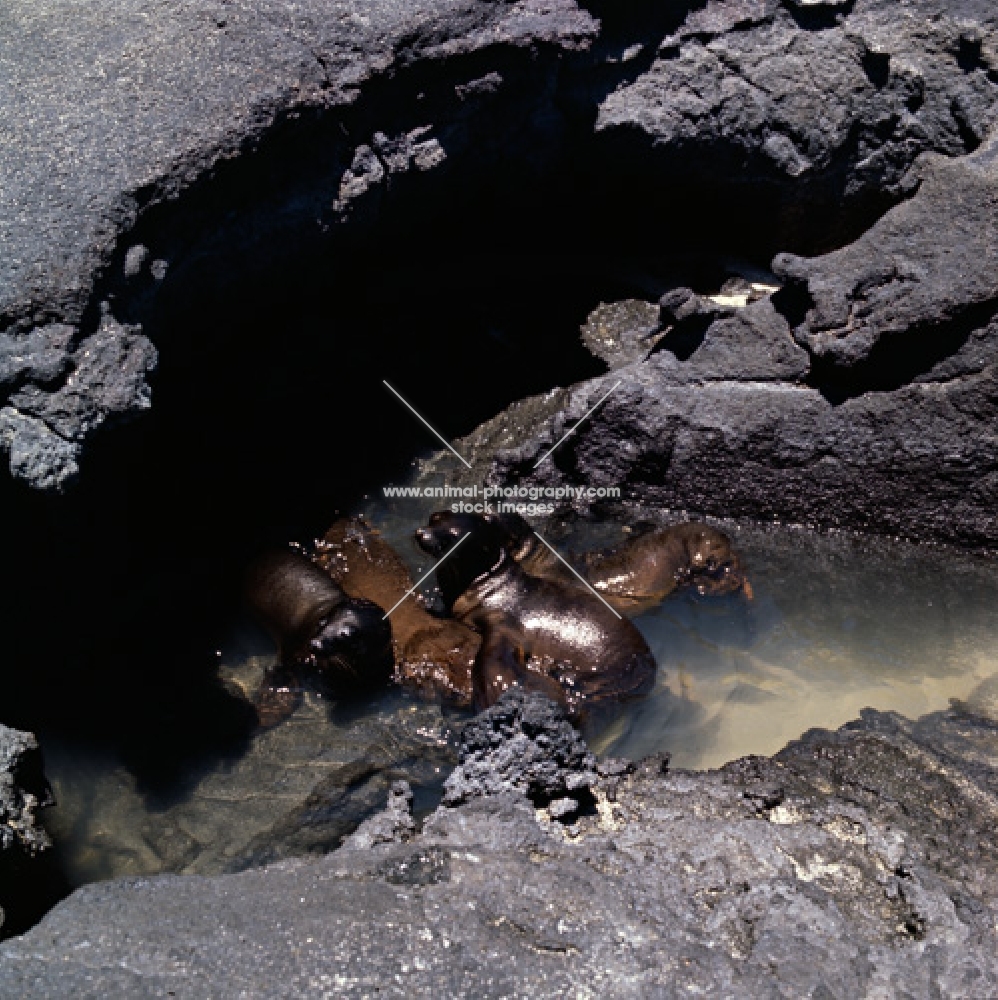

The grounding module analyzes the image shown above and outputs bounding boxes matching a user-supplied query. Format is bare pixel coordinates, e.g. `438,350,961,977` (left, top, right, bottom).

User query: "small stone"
596,758,635,779
548,797,579,821
123,245,149,278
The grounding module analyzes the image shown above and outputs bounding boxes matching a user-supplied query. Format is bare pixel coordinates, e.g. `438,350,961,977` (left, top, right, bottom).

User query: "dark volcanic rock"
0,726,52,860
342,779,417,850
3,0,997,504
361,0,998,551
442,689,598,807
601,0,998,225
0,725,54,934
0,0,598,489
483,130,998,549
3,695,998,997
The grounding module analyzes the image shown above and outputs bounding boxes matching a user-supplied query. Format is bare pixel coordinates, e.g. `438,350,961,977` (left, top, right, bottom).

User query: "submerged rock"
42,676,458,881
2,693,998,996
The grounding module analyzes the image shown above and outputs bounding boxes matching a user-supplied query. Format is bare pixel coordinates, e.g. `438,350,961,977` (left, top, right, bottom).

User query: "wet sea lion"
490,512,750,614
415,511,656,721
244,549,394,723
582,521,750,613
314,517,480,707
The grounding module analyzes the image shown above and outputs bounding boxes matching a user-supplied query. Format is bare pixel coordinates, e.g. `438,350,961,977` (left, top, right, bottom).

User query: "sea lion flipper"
472,624,529,712
253,666,304,730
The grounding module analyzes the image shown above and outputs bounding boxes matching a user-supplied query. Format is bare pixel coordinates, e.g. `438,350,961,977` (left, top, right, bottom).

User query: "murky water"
362,495,998,768
42,633,460,887
592,519,998,767
40,495,998,888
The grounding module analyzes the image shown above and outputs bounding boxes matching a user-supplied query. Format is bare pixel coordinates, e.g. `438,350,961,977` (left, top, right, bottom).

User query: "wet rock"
4,698,998,996
956,675,998,724
42,675,459,882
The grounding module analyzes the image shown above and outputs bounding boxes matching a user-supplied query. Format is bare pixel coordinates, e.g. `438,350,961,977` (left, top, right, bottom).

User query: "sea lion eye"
706,557,718,572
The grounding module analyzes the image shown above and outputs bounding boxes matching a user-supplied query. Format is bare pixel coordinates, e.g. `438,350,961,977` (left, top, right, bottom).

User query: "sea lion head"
415,511,511,608
307,598,394,693
678,525,746,596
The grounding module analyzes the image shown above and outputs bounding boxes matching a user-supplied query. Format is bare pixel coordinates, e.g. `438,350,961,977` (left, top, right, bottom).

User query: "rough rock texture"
441,687,598,807
484,127,998,549
3,690,998,997
0,0,599,488
341,779,417,850
3,0,998,507
288,0,998,551
0,726,52,860
601,0,998,207
0,725,53,932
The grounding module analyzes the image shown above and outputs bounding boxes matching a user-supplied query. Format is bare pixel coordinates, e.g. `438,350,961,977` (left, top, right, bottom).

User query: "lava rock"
0,724,54,935
579,299,662,369
442,689,598,808
0,725,52,859
342,780,417,851
0,0,598,489
481,134,998,549
3,701,998,996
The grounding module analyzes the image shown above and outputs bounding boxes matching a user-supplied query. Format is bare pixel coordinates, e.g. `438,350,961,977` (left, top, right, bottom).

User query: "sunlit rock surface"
3,691,997,998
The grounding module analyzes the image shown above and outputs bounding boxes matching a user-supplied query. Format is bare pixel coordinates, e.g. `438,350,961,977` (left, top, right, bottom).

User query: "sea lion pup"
582,521,751,613
490,512,750,615
415,512,656,720
314,517,480,707
244,549,394,724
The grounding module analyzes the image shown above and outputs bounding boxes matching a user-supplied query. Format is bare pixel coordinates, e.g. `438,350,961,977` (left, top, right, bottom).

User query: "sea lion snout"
415,511,480,556
310,599,393,691
682,528,748,596
414,525,441,556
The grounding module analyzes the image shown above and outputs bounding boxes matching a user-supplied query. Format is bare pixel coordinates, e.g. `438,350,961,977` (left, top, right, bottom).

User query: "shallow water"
594,520,998,767
42,634,460,888
361,497,998,768
39,499,998,888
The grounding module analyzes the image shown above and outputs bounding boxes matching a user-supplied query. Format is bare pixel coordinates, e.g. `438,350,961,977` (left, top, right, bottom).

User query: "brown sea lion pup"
244,548,394,724
314,517,480,707
415,511,656,721
582,521,751,613
489,512,751,615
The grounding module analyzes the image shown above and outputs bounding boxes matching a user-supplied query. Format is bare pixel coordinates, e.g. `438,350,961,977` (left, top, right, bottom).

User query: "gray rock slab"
3,692,997,998
480,127,998,549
